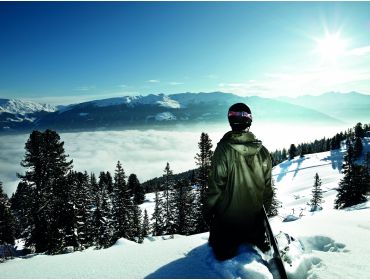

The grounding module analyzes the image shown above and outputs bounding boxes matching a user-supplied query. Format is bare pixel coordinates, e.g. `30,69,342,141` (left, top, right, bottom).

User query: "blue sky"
1,1,370,104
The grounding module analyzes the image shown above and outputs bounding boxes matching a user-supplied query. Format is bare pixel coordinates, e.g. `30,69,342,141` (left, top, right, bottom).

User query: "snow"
154,112,177,121
56,94,181,113
0,99,56,115
1,138,369,278
89,94,180,109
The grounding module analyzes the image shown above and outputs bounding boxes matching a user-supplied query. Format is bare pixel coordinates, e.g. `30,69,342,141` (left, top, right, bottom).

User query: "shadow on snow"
144,243,270,279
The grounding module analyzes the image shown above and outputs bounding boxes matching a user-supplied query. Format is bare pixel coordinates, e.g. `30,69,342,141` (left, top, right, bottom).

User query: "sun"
314,32,348,61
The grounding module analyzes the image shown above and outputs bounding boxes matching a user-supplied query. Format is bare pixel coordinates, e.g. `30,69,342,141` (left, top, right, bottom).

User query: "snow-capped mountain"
0,99,56,132
0,98,56,115
1,91,369,134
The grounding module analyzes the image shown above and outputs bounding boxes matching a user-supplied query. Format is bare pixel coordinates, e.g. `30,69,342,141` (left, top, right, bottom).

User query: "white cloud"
0,123,352,197
147,80,160,83
219,61,370,98
169,82,184,86
0,129,224,196
74,86,96,91
346,46,370,56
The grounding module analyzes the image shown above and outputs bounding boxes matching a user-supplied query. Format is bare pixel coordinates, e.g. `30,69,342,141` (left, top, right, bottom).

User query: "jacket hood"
221,131,262,156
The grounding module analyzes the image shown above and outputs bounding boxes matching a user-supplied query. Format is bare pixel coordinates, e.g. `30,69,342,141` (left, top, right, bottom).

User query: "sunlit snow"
1,138,369,278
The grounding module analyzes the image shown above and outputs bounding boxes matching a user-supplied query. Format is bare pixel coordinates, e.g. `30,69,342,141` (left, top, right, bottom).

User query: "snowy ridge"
88,94,180,109
58,92,232,112
0,99,56,115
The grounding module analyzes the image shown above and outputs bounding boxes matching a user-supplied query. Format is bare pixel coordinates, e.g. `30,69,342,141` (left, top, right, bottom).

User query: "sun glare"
315,33,348,61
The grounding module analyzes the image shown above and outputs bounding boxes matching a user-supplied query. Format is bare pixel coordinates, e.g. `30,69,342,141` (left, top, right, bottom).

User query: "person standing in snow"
205,103,273,261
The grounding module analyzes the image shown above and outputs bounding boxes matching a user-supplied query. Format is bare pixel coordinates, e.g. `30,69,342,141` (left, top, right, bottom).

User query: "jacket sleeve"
261,147,273,211
204,143,228,222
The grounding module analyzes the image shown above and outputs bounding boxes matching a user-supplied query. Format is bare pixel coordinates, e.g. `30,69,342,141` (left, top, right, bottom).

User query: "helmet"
228,103,252,131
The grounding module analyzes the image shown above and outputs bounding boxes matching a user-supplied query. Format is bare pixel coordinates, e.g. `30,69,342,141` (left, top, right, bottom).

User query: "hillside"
1,138,369,278
0,91,350,134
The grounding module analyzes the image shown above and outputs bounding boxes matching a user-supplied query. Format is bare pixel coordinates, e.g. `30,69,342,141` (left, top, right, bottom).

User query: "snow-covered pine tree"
151,190,164,236
194,132,213,233
128,174,145,205
18,129,73,254
98,171,114,229
99,171,114,195
92,172,114,248
266,178,281,217
0,181,16,245
161,162,176,236
141,209,150,241
69,171,94,250
310,173,324,211
173,179,196,235
61,172,79,250
112,161,133,241
131,204,142,243
335,143,368,209
10,181,33,240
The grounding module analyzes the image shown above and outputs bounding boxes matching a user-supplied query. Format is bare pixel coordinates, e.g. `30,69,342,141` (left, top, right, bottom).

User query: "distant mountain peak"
0,98,56,115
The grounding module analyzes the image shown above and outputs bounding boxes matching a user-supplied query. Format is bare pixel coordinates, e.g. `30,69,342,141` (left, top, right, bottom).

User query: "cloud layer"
0,123,350,196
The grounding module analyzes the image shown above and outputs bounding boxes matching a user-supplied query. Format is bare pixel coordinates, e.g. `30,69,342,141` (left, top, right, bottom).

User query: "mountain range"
1,91,369,134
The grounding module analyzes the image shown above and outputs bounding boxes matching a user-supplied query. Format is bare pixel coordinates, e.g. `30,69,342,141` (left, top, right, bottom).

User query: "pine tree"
354,122,365,138
282,148,287,161
151,190,164,236
194,132,213,232
128,174,145,205
310,173,324,211
266,179,281,217
335,143,367,209
131,204,142,243
161,162,176,236
0,181,16,245
288,144,297,160
112,161,133,241
10,181,33,240
363,153,370,194
353,137,363,159
173,179,196,235
92,172,114,248
99,172,114,196
141,209,150,241
17,129,73,253
68,171,94,250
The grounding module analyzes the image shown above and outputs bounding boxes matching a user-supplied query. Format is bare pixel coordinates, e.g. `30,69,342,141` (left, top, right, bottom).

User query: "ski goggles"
228,111,252,120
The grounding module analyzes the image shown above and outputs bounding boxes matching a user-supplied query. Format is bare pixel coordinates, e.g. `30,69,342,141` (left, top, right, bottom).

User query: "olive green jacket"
205,130,273,225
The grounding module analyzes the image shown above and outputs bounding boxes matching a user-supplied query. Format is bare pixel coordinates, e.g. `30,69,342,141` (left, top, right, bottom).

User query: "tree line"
1,123,368,255
271,122,369,165
302,123,370,212
0,130,229,255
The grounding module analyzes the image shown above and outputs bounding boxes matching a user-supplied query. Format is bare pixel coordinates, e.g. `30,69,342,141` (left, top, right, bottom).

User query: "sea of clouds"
0,122,350,196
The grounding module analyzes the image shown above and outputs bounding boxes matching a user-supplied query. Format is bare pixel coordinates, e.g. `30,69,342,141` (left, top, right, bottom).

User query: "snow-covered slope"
0,99,56,115
1,138,369,278
62,94,181,111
